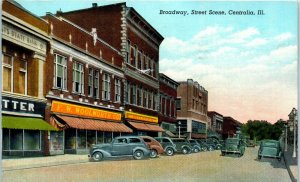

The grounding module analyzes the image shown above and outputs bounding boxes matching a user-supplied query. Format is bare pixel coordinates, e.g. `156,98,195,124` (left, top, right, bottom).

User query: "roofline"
208,111,224,117
159,73,180,86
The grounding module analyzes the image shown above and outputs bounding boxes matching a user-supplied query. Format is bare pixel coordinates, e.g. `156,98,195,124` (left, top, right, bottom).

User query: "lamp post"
178,121,181,138
292,110,297,158
285,123,288,152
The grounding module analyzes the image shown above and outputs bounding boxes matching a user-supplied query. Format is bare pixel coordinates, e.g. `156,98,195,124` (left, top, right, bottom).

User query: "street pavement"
283,145,298,182
2,147,293,182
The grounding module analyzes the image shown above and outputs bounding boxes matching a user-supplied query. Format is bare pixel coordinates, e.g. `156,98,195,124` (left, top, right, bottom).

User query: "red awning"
56,115,132,133
128,121,164,132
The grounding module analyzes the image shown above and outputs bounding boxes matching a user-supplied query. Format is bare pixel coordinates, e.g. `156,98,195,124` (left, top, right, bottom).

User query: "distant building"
207,111,223,139
176,79,209,139
222,116,242,139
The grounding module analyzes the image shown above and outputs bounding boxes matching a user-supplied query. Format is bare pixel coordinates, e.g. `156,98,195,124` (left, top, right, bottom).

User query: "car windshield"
226,139,239,144
262,141,278,147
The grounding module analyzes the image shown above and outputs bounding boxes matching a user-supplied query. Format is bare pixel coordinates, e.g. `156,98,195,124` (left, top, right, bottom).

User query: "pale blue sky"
17,0,298,123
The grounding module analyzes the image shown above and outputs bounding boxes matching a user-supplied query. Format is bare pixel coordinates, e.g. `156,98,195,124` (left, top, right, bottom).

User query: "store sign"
125,111,158,123
1,96,46,115
2,22,46,54
51,101,121,121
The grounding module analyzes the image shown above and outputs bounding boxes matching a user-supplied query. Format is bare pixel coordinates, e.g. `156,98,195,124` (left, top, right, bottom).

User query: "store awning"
2,116,58,131
128,121,164,132
56,115,133,133
191,133,207,139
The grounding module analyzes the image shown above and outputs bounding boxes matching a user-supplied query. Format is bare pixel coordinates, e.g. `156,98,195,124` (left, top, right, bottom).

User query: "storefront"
48,100,132,155
2,96,57,156
125,111,164,137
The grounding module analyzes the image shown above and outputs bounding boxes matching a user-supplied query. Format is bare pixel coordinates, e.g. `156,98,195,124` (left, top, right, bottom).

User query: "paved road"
3,147,291,182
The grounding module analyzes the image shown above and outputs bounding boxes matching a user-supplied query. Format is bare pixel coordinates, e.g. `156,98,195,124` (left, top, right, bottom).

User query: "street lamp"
292,109,297,158
285,123,288,152
178,121,181,138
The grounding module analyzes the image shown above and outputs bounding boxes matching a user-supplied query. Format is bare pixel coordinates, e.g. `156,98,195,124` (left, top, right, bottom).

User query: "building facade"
58,2,165,137
176,79,209,139
42,12,133,155
207,111,223,138
222,116,242,139
158,73,179,137
2,0,57,156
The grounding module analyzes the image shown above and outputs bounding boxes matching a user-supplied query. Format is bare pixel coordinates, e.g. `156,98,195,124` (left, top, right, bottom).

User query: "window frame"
54,53,67,90
72,61,84,94
2,54,13,92
102,73,111,101
115,78,121,103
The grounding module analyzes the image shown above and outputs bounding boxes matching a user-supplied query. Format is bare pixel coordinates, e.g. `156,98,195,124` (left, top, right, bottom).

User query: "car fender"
92,149,112,158
150,146,164,154
165,145,177,152
133,147,149,154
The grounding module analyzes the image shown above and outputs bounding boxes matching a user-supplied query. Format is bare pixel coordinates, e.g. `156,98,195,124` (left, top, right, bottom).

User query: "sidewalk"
2,154,89,171
283,145,298,182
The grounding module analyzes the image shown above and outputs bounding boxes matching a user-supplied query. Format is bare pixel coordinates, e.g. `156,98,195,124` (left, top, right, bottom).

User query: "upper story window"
125,81,130,104
94,70,99,99
126,40,131,64
88,68,93,97
72,61,84,94
115,78,121,103
138,51,143,70
131,46,136,66
134,45,138,67
143,90,148,108
148,91,153,109
54,54,67,90
132,84,136,105
18,59,27,95
102,73,110,100
2,54,13,92
176,98,181,110
137,87,142,106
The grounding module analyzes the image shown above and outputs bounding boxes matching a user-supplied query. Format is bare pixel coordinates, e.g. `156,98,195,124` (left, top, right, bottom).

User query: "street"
3,147,291,182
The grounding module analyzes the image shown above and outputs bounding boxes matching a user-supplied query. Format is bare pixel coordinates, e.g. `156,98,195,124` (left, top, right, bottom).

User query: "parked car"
89,136,150,162
154,137,177,156
206,138,223,150
198,139,215,151
221,137,245,157
258,139,282,161
140,136,164,158
170,138,193,154
188,139,201,153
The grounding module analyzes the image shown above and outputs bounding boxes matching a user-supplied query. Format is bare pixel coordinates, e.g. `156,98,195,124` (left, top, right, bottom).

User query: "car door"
111,138,130,156
128,137,143,154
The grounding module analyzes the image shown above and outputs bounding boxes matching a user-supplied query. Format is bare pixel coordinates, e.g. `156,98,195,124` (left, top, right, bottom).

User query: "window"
129,138,141,143
149,92,153,109
125,81,130,104
138,51,142,70
102,73,110,100
73,61,84,94
115,78,121,102
88,68,93,96
176,98,181,110
94,70,99,98
18,60,27,94
134,45,138,67
132,84,136,105
164,98,167,115
54,54,67,90
143,90,148,108
126,40,131,63
137,87,142,106
153,93,157,110
2,54,13,92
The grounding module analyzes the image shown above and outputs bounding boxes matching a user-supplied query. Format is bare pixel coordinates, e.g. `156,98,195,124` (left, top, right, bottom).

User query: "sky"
16,0,298,123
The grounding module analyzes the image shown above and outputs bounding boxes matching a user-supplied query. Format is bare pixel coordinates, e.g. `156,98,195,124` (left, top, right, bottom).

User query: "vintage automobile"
89,136,150,162
154,137,177,156
258,139,282,161
170,138,193,154
140,136,164,158
188,139,201,153
207,138,223,150
197,139,215,151
221,137,245,157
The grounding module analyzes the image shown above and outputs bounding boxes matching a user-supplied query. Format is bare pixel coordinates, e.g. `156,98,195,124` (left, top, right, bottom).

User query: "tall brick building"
159,73,179,137
57,2,164,136
176,79,209,139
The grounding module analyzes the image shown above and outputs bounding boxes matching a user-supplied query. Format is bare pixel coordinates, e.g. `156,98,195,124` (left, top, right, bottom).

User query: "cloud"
160,26,297,123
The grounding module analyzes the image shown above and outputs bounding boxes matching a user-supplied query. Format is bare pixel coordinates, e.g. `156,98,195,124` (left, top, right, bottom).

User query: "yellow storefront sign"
51,101,121,121
125,111,158,123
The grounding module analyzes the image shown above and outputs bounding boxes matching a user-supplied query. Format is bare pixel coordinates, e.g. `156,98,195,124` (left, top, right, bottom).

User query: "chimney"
92,3,97,8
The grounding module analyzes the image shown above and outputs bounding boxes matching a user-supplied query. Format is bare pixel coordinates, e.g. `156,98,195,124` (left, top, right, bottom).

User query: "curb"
283,153,297,182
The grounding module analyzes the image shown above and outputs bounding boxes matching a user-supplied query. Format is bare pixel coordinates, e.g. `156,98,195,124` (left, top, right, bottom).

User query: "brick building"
159,73,179,137
58,2,165,137
207,111,223,139
176,79,209,139
222,116,242,139
42,12,133,154
1,0,57,156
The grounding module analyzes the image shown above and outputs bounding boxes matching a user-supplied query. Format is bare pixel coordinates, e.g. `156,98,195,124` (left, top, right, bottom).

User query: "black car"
170,138,193,154
154,137,177,156
188,139,201,153
197,139,215,151
89,136,151,161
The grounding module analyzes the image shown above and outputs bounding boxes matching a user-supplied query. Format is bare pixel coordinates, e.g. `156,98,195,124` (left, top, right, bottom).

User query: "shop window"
2,54,13,92
3,129,9,150
10,129,23,150
24,130,40,150
94,70,99,99
73,61,84,94
104,132,112,143
87,130,96,148
88,68,93,97
65,129,76,149
54,54,67,90
50,131,64,151
97,131,104,144
115,78,121,102
77,130,87,149
102,73,111,100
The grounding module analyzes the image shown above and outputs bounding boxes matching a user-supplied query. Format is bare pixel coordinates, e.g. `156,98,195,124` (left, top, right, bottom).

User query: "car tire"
133,150,144,160
194,148,200,153
182,147,189,154
165,147,174,156
92,151,103,162
208,146,213,151
221,152,225,156
202,147,207,152
150,149,158,158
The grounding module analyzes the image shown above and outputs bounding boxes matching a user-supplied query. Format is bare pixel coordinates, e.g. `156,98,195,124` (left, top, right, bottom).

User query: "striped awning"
55,115,132,133
128,121,164,132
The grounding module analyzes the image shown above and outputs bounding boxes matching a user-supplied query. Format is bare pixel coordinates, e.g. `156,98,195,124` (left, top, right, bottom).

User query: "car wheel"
194,148,200,153
208,146,213,151
221,152,225,156
133,150,144,160
202,147,207,151
182,147,189,154
150,149,158,158
92,151,103,162
165,148,174,156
